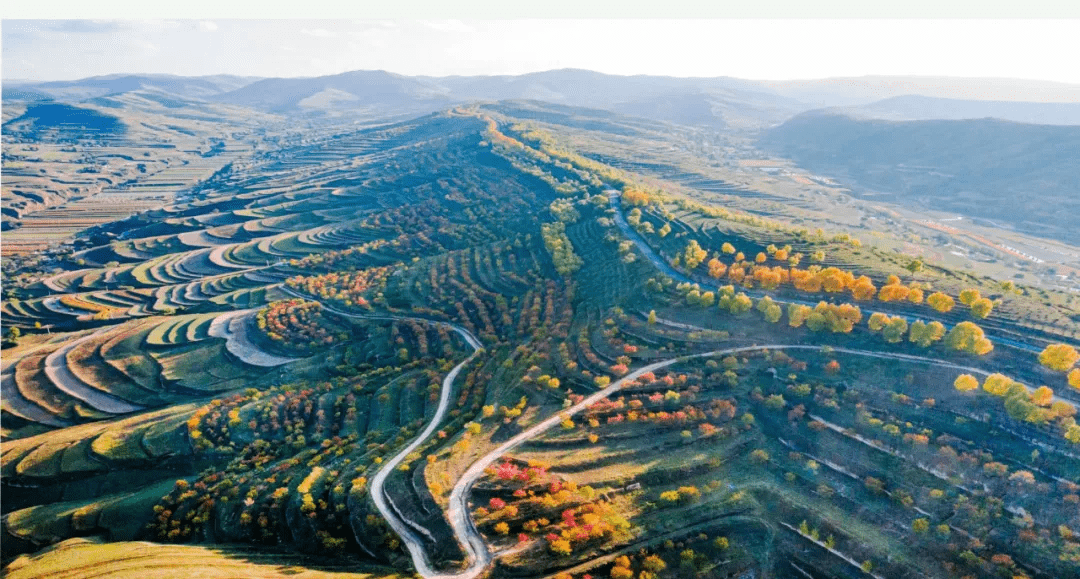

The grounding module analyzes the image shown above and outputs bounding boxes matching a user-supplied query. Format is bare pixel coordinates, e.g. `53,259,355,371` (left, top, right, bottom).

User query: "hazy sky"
4,19,1080,83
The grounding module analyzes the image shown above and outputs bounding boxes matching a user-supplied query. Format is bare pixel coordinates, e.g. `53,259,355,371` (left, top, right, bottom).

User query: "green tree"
882,317,908,343
908,320,945,347
945,322,993,355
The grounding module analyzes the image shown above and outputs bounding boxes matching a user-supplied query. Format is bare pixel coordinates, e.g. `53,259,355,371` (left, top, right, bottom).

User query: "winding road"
365,313,482,578
392,340,1014,579
281,283,1061,578
279,285,488,576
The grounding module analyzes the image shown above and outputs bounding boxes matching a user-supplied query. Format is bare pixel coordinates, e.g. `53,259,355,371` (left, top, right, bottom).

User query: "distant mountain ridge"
8,69,1079,128
4,73,261,102
824,95,1080,126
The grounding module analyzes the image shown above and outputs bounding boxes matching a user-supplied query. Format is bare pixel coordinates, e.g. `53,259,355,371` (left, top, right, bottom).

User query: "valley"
2,70,1080,579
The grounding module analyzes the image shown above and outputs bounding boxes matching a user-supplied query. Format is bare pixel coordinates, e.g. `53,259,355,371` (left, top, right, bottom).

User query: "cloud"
199,20,219,32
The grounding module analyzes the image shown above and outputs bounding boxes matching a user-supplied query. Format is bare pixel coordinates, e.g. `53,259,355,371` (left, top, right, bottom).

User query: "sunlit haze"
4,19,1080,85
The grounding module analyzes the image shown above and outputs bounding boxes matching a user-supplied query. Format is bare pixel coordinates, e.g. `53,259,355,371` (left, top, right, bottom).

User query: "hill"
831,94,1080,125
758,111,1080,243
3,74,260,101
3,100,1079,579
761,75,1080,107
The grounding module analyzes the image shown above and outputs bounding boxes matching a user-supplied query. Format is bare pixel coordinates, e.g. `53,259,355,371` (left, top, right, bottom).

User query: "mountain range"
6,69,1079,128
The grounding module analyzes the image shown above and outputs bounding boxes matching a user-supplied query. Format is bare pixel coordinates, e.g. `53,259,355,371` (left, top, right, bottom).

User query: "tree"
883,317,909,343
878,283,910,302
1031,386,1054,407
954,374,979,392
908,320,945,347
959,288,981,306
658,223,672,237
982,373,1013,396
1039,344,1079,372
912,518,930,533
647,310,657,325
707,257,727,279
721,242,736,255
5,326,20,344
765,394,786,410
494,522,510,535
788,304,813,328
945,322,993,355
729,293,753,314
927,292,955,313
1069,369,1080,390
763,303,783,323
643,555,667,572
683,240,708,270
622,188,650,206
970,297,993,319
868,312,889,332
550,539,572,555
850,277,877,301
1066,424,1080,444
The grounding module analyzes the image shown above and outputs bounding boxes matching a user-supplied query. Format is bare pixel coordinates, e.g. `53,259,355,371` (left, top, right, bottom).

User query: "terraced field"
3,101,1078,579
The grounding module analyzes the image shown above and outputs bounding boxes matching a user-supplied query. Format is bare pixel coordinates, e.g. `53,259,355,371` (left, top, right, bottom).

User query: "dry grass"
3,537,402,579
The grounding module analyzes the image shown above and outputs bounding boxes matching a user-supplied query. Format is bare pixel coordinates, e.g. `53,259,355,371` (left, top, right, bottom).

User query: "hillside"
758,112,1080,243
3,100,1080,579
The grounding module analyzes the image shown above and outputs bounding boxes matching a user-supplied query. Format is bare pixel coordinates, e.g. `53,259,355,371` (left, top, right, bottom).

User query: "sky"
3,19,1080,84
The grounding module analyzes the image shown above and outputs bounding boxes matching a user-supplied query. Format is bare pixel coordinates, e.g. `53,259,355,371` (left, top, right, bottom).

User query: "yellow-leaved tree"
1039,344,1079,372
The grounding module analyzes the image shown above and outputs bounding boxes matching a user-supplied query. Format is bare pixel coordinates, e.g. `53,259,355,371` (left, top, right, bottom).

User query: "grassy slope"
3,537,401,579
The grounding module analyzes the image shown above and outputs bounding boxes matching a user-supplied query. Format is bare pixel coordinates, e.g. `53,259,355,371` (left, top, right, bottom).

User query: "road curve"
281,289,1046,578
279,285,485,576
440,343,1052,579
